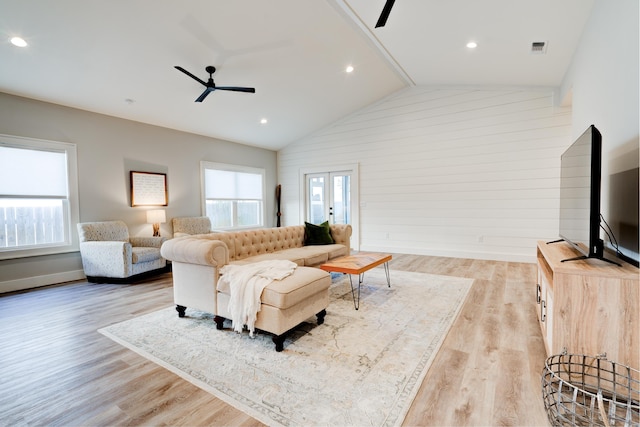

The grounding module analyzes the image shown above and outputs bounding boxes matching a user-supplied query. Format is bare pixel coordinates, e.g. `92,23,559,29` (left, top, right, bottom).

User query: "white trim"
299,163,360,251
328,0,415,86
0,269,85,294
0,134,80,260
200,161,267,229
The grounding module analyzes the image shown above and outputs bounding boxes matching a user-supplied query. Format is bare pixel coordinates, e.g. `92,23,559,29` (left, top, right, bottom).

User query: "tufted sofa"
160,224,351,350
77,220,168,283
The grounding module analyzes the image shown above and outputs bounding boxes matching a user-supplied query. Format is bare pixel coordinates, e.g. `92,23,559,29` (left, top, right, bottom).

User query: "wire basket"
542,353,640,426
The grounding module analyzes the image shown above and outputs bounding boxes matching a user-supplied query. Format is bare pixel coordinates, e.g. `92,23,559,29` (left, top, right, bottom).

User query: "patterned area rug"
99,268,472,426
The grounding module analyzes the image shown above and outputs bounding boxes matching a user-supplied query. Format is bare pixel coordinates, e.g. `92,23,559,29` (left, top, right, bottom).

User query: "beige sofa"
160,224,352,351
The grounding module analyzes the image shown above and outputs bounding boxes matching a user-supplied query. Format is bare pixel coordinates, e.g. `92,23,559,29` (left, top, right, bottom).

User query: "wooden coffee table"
320,252,392,310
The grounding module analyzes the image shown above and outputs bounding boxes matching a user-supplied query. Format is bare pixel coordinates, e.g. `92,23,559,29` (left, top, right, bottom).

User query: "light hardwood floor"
0,254,550,426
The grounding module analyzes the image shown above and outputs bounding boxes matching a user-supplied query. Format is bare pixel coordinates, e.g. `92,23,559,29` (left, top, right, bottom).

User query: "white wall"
279,0,639,264
560,0,639,227
0,93,277,292
279,87,572,262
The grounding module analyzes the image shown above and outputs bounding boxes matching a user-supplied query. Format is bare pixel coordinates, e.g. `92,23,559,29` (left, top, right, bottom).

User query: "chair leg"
176,305,186,318
316,309,327,325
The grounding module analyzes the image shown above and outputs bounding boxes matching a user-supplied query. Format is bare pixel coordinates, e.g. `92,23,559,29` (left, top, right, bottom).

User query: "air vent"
531,41,547,54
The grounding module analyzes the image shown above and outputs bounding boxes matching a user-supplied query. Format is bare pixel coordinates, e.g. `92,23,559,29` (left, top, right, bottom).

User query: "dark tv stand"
560,254,621,266
546,239,621,266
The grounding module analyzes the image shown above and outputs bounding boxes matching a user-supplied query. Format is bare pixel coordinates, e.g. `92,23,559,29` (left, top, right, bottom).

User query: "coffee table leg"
384,262,391,287
348,265,391,310
347,273,363,310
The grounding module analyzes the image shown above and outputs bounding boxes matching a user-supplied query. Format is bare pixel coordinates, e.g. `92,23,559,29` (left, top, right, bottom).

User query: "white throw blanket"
219,260,297,336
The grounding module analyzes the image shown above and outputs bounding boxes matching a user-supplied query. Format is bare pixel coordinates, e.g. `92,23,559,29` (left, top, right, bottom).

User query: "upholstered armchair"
77,220,167,283
172,216,212,237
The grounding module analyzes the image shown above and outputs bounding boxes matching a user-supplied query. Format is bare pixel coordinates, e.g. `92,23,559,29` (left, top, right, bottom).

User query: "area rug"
99,269,472,427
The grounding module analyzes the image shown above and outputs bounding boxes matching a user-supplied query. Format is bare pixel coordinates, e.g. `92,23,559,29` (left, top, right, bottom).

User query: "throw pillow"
304,221,334,245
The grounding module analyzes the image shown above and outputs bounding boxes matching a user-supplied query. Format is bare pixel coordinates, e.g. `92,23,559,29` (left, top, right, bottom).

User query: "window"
201,161,265,230
0,135,79,259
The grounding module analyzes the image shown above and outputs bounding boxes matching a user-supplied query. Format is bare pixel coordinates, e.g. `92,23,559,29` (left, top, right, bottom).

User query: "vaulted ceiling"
0,0,594,150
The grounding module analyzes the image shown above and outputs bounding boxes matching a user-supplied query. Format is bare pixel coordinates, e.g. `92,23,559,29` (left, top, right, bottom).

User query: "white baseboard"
0,270,86,294
358,245,537,264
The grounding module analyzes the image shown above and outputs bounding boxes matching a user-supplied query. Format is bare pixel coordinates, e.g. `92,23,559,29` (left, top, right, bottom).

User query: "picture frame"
130,171,168,206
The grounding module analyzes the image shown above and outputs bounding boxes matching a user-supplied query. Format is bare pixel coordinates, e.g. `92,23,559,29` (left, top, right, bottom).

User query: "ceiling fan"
174,65,255,102
375,0,396,28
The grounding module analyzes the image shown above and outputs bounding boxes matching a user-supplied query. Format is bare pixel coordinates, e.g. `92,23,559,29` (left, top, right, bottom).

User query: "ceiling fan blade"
216,86,256,93
175,66,207,86
375,0,396,28
195,87,215,102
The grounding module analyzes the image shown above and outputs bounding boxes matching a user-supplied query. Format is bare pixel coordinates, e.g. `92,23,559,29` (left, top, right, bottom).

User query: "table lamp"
146,209,166,237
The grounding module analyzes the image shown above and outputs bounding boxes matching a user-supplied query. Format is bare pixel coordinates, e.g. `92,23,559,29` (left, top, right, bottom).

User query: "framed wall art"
130,171,168,206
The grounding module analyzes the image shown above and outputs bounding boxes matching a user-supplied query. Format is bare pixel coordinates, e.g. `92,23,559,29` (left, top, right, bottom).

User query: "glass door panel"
330,173,350,224
305,171,351,225
307,174,327,224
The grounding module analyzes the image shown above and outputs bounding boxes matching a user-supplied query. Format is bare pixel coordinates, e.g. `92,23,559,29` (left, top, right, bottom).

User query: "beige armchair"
77,220,168,283
172,216,212,237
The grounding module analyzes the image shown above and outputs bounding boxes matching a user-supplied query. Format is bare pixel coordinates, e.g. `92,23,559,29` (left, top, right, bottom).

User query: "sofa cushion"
232,251,305,266
236,244,349,267
262,267,331,309
324,244,349,260
217,266,330,310
266,247,328,266
131,247,162,264
304,221,334,245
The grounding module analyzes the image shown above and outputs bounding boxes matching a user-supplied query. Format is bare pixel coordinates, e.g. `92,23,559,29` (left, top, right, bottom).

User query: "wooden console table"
535,240,639,370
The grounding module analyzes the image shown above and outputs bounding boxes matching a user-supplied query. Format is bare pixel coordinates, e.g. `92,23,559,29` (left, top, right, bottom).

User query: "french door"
306,172,351,225
302,165,359,250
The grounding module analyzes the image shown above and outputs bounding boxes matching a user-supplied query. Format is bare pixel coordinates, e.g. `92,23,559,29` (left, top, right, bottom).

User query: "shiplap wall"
278,86,572,262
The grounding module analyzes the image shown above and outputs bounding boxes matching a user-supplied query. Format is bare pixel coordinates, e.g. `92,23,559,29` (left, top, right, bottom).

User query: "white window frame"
200,161,266,230
0,134,80,260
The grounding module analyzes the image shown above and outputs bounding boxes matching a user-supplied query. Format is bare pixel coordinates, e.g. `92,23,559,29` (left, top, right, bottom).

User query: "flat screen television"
607,162,639,267
557,125,605,261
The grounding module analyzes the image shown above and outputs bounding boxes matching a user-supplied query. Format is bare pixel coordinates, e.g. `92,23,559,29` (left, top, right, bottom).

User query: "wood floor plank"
0,256,550,426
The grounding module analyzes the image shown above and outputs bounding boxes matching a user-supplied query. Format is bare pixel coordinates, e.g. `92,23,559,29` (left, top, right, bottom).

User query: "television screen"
558,125,602,258
607,166,639,266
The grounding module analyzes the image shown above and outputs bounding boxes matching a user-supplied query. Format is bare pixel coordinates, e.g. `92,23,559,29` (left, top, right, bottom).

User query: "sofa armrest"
161,237,229,267
130,236,166,248
79,241,132,277
330,224,352,249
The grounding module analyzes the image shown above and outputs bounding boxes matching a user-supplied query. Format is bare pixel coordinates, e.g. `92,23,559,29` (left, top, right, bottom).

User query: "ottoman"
215,266,331,351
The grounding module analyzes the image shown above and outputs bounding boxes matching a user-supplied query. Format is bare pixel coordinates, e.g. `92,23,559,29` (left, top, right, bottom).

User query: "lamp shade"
146,209,166,224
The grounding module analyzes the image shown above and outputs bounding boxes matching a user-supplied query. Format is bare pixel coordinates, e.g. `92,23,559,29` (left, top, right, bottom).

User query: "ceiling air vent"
531,41,547,54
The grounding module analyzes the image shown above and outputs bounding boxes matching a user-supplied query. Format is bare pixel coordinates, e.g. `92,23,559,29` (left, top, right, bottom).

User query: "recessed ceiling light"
466,41,478,49
260,118,268,125
345,65,354,73
10,36,28,47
